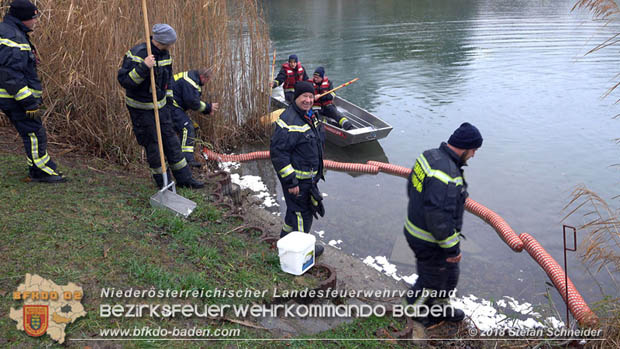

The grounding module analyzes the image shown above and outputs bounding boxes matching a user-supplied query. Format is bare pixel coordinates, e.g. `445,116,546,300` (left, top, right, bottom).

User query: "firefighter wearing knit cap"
270,81,326,258
403,122,483,327
310,66,354,131
117,23,204,189
0,0,68,182
272,54,309,103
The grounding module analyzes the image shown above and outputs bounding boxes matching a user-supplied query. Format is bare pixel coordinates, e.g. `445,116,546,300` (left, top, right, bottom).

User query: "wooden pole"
141,0,168,186
316,78,359,99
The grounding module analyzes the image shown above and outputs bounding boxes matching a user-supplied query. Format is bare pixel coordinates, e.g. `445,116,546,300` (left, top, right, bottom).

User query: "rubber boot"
408,295,443,328
30,174,67,183
174,166,204,189
177,178,205,189
152,170,173,189
29,167,67,183
435,298,465,322
315,244,324,258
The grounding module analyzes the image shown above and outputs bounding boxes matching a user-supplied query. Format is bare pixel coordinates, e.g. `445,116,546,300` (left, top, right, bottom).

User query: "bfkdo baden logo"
23,305,49,337
9,274,87,344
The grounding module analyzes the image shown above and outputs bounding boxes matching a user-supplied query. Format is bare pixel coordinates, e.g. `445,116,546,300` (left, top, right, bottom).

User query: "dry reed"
573,0,620,19
1,0,271,164
568,2,620,345
563,185,619,347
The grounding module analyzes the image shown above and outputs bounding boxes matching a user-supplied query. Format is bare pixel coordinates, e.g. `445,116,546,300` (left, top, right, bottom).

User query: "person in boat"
0,0,67,182
117,23,203,189
271,54,308,103
403,122,483,327
169,68,219,168
270,81,326,257
310,67,353,131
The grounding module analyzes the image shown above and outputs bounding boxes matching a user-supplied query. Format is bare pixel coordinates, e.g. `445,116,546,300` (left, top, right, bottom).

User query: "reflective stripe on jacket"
270,103,325,189
405,142,468,257
171,70,211,114
0,15,42,111
117,41,173,109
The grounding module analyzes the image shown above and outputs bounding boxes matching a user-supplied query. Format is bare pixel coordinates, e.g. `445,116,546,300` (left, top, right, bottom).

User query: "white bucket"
277,231,316,275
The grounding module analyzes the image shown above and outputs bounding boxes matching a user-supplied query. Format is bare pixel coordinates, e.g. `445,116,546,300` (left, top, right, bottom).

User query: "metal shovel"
150,179,196,218
142,0,196,217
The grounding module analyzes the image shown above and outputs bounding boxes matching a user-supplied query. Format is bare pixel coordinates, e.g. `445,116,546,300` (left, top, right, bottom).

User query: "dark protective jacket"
0,15,42,111
270,102,325,189
310,76,334,109
405,142,468,257
117,41,173,110
274,62,308,92
171,70,212,114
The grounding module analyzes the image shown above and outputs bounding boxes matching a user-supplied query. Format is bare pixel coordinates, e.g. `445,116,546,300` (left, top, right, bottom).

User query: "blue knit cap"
448,122,483,149
9,0,38,21
152,24,177,45
288,54,298,63
313,67,325,78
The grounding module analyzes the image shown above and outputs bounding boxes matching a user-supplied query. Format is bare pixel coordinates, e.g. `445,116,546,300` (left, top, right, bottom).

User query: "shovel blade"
150,188,196,218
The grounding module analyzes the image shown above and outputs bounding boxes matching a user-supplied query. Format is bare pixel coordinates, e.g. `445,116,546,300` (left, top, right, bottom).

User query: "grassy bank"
0,148,407,348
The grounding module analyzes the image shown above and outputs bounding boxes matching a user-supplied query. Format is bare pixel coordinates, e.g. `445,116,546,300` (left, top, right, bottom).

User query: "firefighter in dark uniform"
0,0,66,182
117,24,203,189
310,67,353,131
271,54,308,103
404,122,483,327
170,68,219,168
270,81,326,257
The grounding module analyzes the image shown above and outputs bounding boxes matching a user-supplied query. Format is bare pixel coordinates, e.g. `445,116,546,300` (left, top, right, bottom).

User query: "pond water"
242,0,620,322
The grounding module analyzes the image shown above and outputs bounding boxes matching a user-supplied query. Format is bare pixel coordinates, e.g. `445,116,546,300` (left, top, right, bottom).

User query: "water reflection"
265,0,480,108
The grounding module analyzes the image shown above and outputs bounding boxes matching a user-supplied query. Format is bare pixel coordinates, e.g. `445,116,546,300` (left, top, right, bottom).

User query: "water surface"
253,0,620,319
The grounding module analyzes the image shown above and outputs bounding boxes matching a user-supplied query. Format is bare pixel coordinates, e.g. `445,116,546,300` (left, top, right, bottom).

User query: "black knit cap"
448,122,483,149
9,0,38,21
294,81,314,100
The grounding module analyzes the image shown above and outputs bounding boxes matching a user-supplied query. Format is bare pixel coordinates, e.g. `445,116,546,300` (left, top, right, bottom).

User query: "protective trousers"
2,103,59,178
127,105,192,187
320,104,352,130
280,180,314,238
170,107,197,165
404,231,460,307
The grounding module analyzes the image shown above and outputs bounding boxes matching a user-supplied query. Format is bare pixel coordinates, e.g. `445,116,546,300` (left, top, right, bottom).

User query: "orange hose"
465,198,524,252
200,147,598,326
367,160,412,178
324,159,380,174
520,233,598,326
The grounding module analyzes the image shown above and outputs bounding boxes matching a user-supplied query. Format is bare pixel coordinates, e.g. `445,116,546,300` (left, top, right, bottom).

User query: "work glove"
25,109,43,121
310,184,325,219
192,120,200,131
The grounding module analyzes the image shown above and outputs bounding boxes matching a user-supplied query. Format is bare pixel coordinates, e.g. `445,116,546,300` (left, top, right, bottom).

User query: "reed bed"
1,0,271,164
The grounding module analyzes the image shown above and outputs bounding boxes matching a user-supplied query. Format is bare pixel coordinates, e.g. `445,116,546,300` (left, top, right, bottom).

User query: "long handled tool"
142,0,196,217
264,50,276,119
316,77,359,99
269,49,276,95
